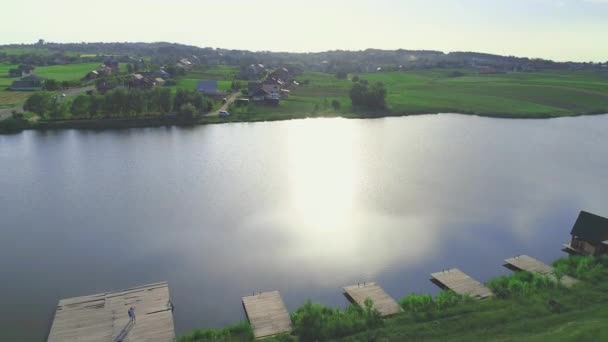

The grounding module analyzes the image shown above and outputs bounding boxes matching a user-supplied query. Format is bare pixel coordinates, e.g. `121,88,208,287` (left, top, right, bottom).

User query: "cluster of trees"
23,88,213,119
349,79,387,109
43,79,81,91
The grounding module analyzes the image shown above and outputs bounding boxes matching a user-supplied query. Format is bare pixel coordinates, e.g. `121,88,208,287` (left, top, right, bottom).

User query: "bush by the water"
400,291,470,312
177,322,253,342
553,255,608,281
0,117,29,134
487,271,557,298
291,299,383,341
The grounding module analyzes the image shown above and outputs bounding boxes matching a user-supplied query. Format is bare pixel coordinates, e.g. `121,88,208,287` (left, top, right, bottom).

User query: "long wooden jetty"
430,268,494,299
343,282,402,316
47,282,175,342
242,291,292,339
504,255,578,287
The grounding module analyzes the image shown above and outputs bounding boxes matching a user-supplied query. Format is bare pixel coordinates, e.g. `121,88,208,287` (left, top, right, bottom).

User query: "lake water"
1,114,607,341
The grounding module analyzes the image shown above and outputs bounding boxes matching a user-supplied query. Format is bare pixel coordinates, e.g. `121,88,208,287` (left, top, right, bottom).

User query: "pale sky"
2,0,607,62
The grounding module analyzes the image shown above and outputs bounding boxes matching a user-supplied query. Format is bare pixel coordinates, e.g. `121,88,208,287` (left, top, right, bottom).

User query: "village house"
177,58,193,69
564,211,608,256
197,80,221,96
10,75,44,91
103,58,120,73
262,77,284,97
128,73,163,90
247,81,279,105
8,65,35,78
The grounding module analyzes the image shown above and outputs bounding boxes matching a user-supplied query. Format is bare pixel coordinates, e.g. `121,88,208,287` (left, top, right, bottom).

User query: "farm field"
174,65,242,92
0,62,112,108
232,69,608,119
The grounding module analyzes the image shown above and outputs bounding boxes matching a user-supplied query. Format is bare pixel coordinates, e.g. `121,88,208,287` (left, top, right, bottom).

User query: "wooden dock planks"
242,291,292,339
504,255,579,287
430,268,494,299
343,282,402,316
47,282,175,342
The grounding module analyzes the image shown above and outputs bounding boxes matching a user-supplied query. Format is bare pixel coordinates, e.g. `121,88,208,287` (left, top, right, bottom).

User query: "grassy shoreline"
2,109,607,135
178,256,608,341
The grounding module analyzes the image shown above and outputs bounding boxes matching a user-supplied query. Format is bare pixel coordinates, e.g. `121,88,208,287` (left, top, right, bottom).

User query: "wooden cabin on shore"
563,211,608,256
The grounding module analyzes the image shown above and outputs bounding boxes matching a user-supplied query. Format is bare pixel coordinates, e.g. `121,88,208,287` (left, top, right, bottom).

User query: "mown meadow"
231,69,608,120
178,256,608,341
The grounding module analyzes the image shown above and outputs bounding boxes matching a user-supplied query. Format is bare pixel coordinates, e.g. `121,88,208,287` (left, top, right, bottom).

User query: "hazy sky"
2,0,607,61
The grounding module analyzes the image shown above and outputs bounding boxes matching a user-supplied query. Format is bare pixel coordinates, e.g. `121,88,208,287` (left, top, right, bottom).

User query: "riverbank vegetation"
3,64,608,134
178,256,608,341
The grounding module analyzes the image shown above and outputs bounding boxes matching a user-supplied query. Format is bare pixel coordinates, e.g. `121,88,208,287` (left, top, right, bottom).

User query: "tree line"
23,88,213,120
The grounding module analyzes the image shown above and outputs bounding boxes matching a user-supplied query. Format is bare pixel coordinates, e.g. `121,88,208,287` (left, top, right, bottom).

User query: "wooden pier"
430,268,494,299
504,255,578,287
242,291,292,339
343,282,402,316
47,282,175,342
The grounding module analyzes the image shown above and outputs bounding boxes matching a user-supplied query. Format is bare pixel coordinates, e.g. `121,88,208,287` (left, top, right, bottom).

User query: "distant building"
10,75,44,91
262,78,284,97
128,73,157,89
564,211,608,256
104,58,120,73
8,69,23,78
197,80,221,96
8,65,35,78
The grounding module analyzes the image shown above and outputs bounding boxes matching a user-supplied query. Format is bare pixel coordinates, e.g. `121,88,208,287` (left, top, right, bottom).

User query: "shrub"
400,291,470,313
0,117,28,134
553,256,608,281
331,99,341,110
291,299,382,341
487,272,557,298
178,322,254,342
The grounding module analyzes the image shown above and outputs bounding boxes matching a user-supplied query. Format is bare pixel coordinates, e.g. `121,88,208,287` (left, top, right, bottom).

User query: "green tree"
336,70,348,79
23,92,52,116
349,81,386,109
352,75,360,82
48,100,68,118
178,103,196,120
331,99,341,110
70,95,91,117
158,88,172,113
44,79,60,91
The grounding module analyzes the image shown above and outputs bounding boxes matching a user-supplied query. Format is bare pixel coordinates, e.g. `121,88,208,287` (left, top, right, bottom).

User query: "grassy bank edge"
2,108,607,135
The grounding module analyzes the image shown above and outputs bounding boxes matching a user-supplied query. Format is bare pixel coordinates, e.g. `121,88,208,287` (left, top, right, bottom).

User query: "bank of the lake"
2,109,608,135
179,256,608,341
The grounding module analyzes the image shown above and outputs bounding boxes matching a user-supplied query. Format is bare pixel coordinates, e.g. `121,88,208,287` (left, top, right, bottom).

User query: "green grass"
0,62,127,108
230,69,608,120
365,69,608,117
34,63,104,81
173,65,242,92
176,256,608,342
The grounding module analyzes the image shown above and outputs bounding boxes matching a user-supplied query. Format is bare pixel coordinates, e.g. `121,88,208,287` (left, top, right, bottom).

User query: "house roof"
248,81,263,93
21,74,43,81
197,80,218,92
570,211,608,243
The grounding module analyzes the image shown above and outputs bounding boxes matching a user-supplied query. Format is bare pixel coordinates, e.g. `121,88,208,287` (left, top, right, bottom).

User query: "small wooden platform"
47,282,175,342
242,291,292,339
430,268,494,299
343,282,402,316
504,255,578,287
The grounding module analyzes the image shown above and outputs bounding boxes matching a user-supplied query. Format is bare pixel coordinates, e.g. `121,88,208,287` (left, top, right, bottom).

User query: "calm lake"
1,114,608,341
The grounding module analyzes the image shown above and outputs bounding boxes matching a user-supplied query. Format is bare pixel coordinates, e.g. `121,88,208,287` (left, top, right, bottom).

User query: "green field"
230,69,608,120
0,62,121,108
174,65,241,92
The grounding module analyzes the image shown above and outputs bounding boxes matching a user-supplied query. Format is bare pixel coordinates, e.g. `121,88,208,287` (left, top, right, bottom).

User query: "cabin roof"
570,211,608,243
